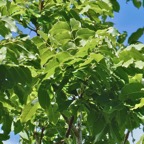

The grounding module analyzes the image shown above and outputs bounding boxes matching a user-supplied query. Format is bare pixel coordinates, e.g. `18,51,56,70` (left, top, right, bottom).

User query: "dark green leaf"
132,0,142,8
128,28,144,44
38,82,50,110
110,0,120,12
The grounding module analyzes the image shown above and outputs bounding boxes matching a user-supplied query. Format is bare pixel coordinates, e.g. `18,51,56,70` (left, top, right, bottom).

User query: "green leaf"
0,1,6,7
1,16,17,32
76,28,95,39
0,134,10,141
131,98,144,110
50,21,70,35
20,100,40,123
48,104,60,125
0,47,7,64
135,60,144,69
120,83,144,100
38,82,50,110
14,120,23,134
44,52,72,79
51,31,71,45
70,18,81,31
122,58,134,68
90,53,104,63
14,84,31,104
129,74,143,83
2,115,12,135
126,43,144,51
110,0,120,12
132,0,142,8
128,28,144,44
37,30,48,41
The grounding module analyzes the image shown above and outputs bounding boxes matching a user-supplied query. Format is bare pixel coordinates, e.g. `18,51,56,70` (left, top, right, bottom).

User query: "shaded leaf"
38,82,50,110
110,0,120,12
128,28,144,44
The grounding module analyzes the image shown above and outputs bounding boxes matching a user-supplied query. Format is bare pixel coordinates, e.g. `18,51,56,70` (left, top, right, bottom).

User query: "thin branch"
123,130,130,144
39,127,45,144
66,116,74,138
39,0,44,12
62,114,79,138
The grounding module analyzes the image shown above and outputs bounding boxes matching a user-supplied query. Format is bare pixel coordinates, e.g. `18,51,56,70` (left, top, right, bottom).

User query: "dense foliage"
0,0,144,143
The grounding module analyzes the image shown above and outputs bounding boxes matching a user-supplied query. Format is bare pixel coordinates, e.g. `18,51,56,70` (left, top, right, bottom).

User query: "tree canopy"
0,0,144,144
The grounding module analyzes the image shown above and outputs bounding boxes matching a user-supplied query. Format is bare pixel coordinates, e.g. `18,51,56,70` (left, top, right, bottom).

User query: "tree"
0,0,144,143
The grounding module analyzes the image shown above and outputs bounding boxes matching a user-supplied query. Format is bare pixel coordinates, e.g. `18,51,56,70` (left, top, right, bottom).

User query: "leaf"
128,28,144,44
14,84,31,104
48,104,60,125
37,30,48,41
1,16,17,32
129,74,143,83
50,21,70,35
90,53,104,63
2,115,12,135
132,0,141,8
120,83,144,100
20,100,40,123
0,47,7,64
40,49,55,66
44,52,72,79
0,134,10,141
80,5,91,14
38,82,50,110
51,31,71,45
126,43,144,51
14,120,23,134
76,28,95,39
0,1,6,7
70,18,81,31
122,58,134,68
131,98,144,110
135,60,144,69
110,0,120,12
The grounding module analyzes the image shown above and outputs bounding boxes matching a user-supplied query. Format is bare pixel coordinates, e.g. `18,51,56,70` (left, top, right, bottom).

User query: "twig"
66,116,74,138
39,127,45,144
62,114,79,137
123,130,130,144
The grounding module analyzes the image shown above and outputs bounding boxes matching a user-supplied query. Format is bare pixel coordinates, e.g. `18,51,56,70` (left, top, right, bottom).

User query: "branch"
62,114,79,138
66,116,74,138
39,127,45,144
123,130,130,144
39,0,44,12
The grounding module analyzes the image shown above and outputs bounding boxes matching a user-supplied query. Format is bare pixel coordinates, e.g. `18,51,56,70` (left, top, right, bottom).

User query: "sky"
110,0,144,44
2,0,144,144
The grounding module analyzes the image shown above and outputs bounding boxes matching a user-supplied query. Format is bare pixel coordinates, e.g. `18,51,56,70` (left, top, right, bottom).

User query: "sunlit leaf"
76,28,95,39
131,98,144,110
20,101,40,123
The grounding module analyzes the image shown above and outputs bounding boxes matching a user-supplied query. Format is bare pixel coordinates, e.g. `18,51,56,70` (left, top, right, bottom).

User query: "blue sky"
2,0,144,143
110,0,144,44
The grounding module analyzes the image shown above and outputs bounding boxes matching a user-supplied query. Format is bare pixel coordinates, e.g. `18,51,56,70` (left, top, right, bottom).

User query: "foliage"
0,0,144,144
